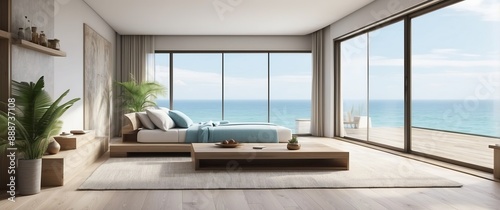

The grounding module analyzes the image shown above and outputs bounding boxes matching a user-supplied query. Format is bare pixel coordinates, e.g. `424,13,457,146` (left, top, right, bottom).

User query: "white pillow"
146,109,175,131
137,112,155,129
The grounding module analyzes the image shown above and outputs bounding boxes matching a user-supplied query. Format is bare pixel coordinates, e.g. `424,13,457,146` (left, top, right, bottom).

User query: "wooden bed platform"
110,138,191,157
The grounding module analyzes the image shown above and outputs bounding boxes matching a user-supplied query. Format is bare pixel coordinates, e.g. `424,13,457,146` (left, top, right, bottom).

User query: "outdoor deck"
344,127,500,169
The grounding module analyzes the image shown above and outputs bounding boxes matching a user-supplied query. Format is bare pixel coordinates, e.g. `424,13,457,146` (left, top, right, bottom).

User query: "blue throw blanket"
185,122,279,143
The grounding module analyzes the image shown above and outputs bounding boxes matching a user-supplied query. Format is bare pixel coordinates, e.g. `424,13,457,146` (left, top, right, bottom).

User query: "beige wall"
156,35,311,51
54,0,116,132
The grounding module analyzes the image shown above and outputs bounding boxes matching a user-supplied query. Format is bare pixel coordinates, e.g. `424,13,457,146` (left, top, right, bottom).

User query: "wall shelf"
14,39,66,57
0,30,9,39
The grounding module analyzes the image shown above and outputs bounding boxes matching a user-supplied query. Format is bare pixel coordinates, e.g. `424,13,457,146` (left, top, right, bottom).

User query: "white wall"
324,0,429,137
54,0,116,132
156,35,311,51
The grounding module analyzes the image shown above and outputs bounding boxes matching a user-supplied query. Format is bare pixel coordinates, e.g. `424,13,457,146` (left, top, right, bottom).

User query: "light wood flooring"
345,127,500,169
1,137,499,210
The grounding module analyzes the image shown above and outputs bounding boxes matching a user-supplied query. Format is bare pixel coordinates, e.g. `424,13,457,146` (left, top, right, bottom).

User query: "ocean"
157,99,500,137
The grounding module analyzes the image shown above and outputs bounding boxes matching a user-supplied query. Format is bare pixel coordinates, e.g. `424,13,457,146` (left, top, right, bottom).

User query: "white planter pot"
18,159,42,195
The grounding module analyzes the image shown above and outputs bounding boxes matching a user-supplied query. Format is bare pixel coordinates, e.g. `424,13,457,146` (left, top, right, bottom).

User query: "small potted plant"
287,135,300,150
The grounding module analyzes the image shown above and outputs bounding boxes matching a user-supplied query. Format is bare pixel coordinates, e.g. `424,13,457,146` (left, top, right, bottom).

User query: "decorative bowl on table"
215,139,240,148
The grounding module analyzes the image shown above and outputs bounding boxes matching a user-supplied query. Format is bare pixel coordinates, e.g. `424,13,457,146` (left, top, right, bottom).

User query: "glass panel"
172,53,223,123
368,21,405,148
270,53,312,134
341,34,368,141
154,53,170,108
412,1,500,168
224,53,268,122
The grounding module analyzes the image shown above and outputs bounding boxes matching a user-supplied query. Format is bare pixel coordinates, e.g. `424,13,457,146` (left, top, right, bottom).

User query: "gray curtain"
311,29,325,136
118,35,155,82
112,35,155,136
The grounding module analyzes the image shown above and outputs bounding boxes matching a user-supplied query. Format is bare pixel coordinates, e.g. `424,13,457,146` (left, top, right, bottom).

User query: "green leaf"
116,73,167,112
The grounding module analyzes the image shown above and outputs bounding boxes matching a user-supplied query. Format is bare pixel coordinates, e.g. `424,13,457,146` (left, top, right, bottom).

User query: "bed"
122,109,293,143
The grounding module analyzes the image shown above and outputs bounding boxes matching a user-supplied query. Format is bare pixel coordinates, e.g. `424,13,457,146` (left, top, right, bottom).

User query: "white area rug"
79,157,461,190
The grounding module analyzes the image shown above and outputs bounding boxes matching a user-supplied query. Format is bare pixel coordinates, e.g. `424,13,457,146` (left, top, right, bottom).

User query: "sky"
341,0,500,100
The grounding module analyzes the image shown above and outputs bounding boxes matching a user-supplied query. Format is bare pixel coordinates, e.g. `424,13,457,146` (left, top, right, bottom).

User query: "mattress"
137,128,187,143
137,126,291,143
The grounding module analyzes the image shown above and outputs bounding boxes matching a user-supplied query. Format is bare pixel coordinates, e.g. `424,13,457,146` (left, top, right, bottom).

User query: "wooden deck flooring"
345,127,500,169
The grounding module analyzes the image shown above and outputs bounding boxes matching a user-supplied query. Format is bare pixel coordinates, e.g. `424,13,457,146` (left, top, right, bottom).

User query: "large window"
224,53,268,122
337,0,500,169
154,52,312,134
172,53,222,122
153,53,170,108
270,53,312,133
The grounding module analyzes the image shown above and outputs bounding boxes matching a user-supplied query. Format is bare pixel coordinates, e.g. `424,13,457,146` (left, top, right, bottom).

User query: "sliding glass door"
411,0,500,167
337,0,500,168
341,34,368,141
340,21,405,149
368,21,405,149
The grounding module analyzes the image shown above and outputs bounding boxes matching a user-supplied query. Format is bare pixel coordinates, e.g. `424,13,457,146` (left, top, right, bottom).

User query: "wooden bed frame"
110,113,191,157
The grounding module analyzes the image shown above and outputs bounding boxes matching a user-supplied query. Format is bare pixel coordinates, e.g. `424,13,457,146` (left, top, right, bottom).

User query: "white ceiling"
83,0,373,35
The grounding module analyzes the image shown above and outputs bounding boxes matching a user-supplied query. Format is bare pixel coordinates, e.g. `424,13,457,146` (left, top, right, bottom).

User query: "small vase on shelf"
39,31,48,47
17,28,25,40
31,27,39,44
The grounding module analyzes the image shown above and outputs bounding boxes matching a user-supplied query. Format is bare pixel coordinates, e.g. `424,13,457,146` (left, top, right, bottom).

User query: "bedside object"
60,131,72,136
70,130,89,135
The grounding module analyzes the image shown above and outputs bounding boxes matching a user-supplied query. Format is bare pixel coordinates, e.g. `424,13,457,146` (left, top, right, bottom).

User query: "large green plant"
0,76,80,159
116,75,166,112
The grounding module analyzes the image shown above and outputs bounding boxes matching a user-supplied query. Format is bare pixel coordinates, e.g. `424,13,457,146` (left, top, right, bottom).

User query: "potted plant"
287,135,301,150
116,74,167,112
0,76,79,195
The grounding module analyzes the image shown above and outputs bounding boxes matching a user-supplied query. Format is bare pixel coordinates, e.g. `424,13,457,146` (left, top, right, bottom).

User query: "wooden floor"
1,137,499,210
345,127,500,169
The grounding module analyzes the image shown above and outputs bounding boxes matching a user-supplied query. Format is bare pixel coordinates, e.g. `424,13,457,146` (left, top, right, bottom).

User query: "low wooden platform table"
191,142,349,170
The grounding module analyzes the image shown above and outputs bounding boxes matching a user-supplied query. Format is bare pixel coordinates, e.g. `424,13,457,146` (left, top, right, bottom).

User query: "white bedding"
137,126,291,143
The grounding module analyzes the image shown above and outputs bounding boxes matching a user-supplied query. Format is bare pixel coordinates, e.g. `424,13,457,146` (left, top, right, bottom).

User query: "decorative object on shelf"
24,16,32,42
46,138,61,155
287,135,301,150
70,130,89,135
0,76,80,195
60,131,71,136
39,31,48,47
17,27,25,40
48,39,60,50
31,26,39,44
